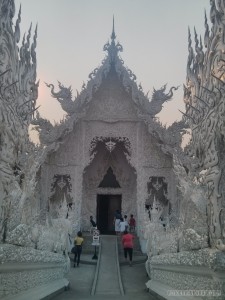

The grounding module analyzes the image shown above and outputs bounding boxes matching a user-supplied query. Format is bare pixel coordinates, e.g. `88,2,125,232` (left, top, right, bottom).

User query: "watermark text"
167,289,221,297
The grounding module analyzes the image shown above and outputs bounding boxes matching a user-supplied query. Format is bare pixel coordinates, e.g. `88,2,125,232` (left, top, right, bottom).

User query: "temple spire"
111,16,116,42
103,16,123,62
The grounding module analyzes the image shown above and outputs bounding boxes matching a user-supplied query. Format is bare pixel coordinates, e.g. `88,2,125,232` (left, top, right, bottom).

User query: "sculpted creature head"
151,84,167,103
31,111,53,135
152,84,179,103
45,81,75,115
45,81,72,102
57,82,72,100
149,84,179,116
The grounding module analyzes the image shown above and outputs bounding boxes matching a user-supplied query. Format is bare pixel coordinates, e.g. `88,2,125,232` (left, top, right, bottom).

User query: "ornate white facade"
36,21,181,234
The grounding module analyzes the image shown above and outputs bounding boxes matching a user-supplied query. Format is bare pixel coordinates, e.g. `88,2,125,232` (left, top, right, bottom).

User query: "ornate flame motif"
0,1,40,241
183,0,225,248
90,136,131,155
147,177,169,207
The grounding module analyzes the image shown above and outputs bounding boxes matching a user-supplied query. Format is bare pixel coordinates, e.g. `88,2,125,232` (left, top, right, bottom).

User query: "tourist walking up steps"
124,214,128,230
122,230,134,266
114,209,122,235
119,217,126,234
73,231,84,267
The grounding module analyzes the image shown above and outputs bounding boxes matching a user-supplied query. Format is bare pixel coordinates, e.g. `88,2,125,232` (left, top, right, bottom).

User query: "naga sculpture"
31,111,54,144
45,81,76,115
31,110,75,147
149,84,179,116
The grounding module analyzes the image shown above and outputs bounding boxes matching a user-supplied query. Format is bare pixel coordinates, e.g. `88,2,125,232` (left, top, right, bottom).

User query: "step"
94,235,123,295
2,278,69,300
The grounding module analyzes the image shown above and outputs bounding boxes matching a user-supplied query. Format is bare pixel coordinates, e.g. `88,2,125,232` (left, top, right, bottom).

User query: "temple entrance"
97,194,121,234
82,139,137,232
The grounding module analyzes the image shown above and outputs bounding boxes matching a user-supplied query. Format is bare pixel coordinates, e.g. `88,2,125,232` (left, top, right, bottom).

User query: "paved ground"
53,249,155,300
94,235,121,295
53,261,154,300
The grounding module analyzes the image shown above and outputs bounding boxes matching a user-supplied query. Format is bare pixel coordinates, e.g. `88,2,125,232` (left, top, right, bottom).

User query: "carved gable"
85,67,138,121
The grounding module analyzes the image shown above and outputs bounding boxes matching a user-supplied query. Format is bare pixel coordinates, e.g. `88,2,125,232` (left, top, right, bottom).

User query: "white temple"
33,19,181,235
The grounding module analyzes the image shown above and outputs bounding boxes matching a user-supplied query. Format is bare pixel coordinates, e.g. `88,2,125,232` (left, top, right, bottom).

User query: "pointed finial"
14,4,21,43
194,26,199,48
103,16,123,62
204,10,209,48
111,15,116,41
188,26,192,47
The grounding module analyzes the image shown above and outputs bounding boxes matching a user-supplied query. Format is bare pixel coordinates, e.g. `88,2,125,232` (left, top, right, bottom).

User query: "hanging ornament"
105,138,116,153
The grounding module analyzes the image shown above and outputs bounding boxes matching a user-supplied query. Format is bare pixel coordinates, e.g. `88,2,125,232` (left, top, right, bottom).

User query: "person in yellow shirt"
73,231,84,267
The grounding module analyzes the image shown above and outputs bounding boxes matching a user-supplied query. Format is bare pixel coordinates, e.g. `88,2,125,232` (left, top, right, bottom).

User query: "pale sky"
14,0,211,126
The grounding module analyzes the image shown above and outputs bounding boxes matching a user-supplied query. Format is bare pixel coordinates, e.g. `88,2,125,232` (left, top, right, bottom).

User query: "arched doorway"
81,136,137,232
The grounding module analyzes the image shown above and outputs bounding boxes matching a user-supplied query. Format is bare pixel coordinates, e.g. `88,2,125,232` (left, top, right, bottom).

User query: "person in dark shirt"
90,215,97,227
129,214,136,232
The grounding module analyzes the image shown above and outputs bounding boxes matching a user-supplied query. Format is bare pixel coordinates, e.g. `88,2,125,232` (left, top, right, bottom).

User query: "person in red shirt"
122,230,134,266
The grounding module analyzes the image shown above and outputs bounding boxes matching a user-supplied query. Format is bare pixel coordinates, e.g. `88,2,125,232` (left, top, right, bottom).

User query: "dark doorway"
97,194,122,234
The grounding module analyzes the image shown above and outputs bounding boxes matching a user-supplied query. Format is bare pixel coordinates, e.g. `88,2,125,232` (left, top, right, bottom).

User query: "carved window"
49,174,73,205
146,176,168,208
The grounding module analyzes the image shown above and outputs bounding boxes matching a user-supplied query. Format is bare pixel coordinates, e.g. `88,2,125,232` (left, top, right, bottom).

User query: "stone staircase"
93,235,124,296
81,232,144,254
69,232,147,266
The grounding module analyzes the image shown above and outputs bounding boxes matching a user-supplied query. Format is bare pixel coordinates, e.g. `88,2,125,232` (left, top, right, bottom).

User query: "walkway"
52,235,155,300
94,235,123,295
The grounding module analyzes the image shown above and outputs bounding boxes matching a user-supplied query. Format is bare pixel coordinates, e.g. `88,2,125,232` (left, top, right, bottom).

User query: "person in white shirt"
124,215,128,231
119,217,126,233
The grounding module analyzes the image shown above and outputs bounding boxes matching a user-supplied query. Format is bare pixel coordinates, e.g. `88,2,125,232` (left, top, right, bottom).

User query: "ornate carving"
0,1,41,241
39,20,181,162
103,18,123,63
49,174,73,218
89,136,132,166
150,84,179,116
0,1,74,267
34,17,180,248
105,140,116,153
173,155,208,250
182,1,225,248
147,177,168,206
146,176,170,223
45,82,75,115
